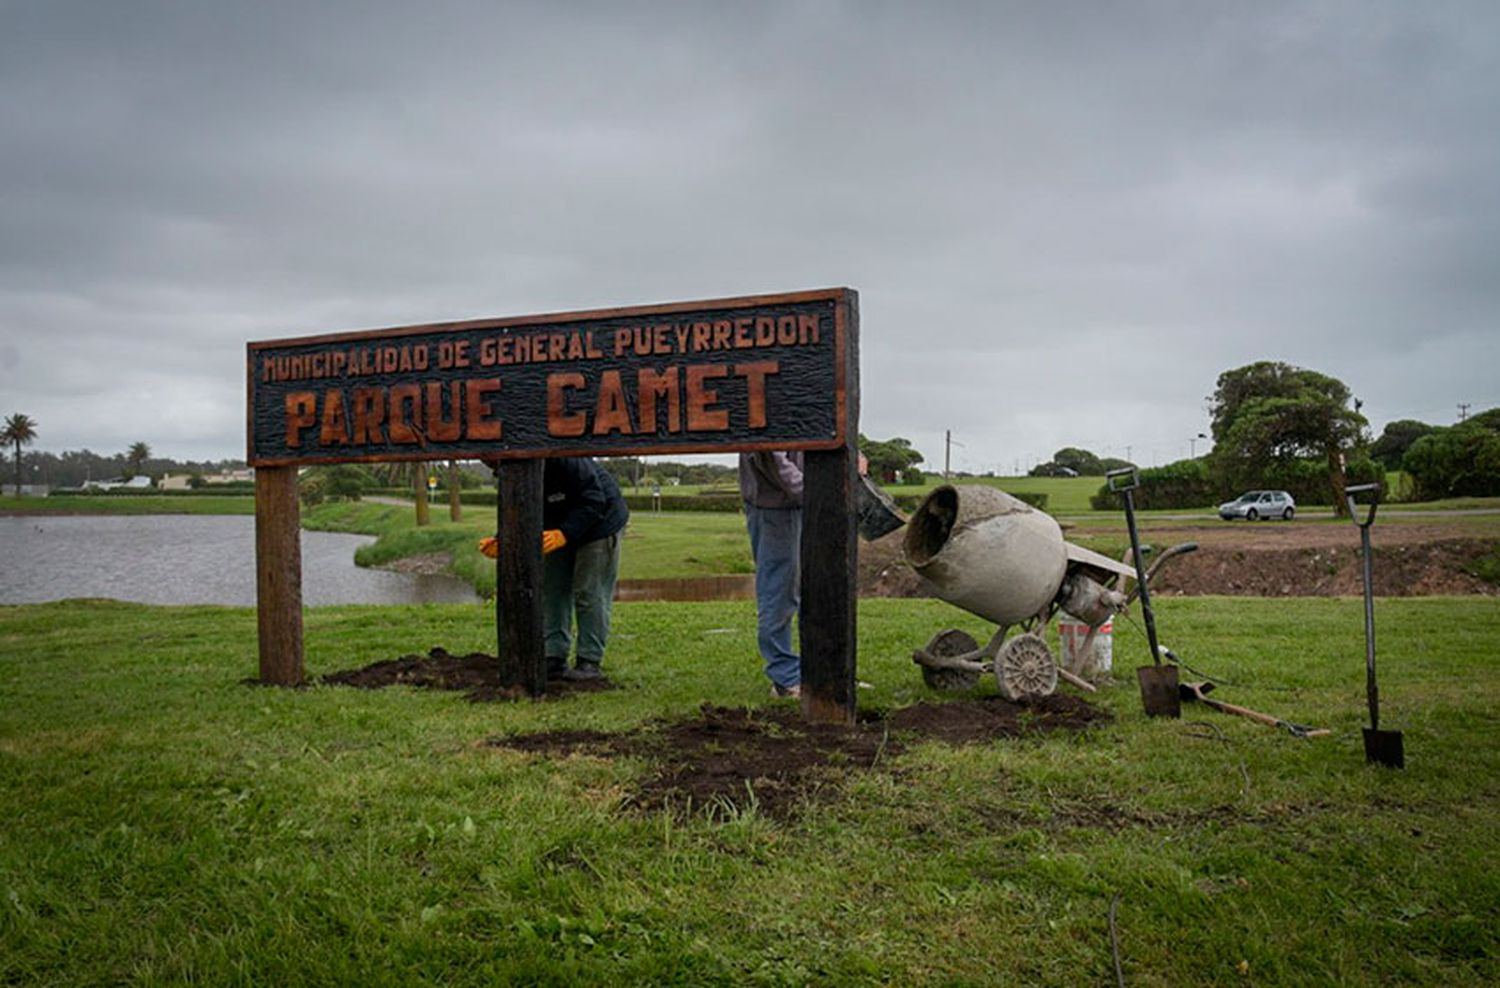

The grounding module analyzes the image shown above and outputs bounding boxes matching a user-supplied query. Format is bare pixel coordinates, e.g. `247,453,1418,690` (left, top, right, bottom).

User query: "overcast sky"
2,0,1496,473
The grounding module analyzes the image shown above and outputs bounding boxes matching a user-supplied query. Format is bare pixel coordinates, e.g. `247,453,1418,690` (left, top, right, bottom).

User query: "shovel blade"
1363,727,1405,768
1137,665,1180,718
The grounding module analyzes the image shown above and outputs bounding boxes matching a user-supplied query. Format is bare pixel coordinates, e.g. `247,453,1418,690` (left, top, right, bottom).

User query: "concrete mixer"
902,484,1195,699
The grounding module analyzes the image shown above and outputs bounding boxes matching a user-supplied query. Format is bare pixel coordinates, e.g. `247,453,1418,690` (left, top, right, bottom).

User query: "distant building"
202,468,254,485
2,483,48,497
159,473,194,491
84,476,152,491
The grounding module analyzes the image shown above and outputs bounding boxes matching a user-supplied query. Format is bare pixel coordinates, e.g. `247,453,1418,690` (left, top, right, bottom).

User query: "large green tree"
1052,447,1105,476
3,413,38,496
1402,409,1500,499
1370,419,1435,471
858,435,924,483
1208,362,1368,513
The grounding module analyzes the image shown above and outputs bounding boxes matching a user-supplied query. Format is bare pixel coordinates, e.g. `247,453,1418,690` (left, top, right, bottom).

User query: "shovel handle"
1344,483,1380,529
1056,667,1098,693
1202,696,1281,728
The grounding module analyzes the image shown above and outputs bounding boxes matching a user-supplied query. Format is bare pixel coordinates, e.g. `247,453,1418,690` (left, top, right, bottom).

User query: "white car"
1218,490,1296,521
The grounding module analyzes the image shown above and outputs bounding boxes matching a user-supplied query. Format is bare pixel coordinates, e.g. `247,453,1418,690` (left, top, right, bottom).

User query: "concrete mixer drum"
903,485,1068,625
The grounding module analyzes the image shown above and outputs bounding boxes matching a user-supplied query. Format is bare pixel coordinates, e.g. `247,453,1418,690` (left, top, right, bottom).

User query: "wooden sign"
247,288,855,466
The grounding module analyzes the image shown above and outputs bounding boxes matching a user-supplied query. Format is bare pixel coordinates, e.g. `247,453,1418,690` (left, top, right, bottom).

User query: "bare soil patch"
489,695,1108,818
322,650,1108,818
857,523,1499,598
321,647,613,702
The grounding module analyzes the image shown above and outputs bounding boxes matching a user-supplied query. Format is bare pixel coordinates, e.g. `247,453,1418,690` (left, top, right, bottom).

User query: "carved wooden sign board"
247,288,860,724
247,288,856,466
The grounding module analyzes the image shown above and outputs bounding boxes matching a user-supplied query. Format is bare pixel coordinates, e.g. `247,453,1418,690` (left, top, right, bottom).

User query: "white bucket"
1058,613,1112,679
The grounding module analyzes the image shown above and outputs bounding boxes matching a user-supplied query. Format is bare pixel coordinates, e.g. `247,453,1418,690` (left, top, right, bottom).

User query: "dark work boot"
564,660,603,681
546,657,568,680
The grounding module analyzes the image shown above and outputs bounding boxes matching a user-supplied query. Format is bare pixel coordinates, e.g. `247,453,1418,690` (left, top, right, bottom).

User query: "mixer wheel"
917,628,982,691
994,634,1059,700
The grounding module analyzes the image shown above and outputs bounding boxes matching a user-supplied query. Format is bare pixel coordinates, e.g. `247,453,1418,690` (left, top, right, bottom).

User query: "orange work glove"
541,529,567,555
477,536,499,559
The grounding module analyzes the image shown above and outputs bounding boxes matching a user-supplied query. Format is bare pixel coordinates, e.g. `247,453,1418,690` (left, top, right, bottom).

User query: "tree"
3,413,38,496
1370,419,1435,471
447,460,462,522
125,441,151,480
1052,447,1105,476
858,435,924,483
1402,410,1500,499
1208,361,1368,514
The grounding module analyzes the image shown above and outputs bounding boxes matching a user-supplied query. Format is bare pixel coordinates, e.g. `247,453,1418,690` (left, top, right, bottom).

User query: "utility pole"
943,430,964,479
1458,403,1470,422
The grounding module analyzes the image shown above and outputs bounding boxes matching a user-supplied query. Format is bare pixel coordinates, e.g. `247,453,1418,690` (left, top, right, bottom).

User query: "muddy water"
0,514,479,606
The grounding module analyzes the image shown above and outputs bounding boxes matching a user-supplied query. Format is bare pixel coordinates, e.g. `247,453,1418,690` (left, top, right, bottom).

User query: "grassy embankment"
299,501,755,598
2,594,1496,984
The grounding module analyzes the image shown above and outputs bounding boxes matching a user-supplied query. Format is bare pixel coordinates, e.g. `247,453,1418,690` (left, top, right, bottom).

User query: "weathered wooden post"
253,464,304,685
497,459,545,695
799,292,860,724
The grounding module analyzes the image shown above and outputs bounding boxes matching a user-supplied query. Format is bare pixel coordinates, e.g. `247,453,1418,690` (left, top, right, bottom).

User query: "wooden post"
497,459,546,695
800,291,860,724
800,447,859,724
254,464,304,685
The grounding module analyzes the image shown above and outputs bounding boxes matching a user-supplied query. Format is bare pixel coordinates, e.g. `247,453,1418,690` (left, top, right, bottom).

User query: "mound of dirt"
322,649,1109,819
321,647,613,702
1149,537,1498,597
854,523,1499,598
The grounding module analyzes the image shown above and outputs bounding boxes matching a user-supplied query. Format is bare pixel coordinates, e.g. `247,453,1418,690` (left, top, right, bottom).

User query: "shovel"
1107,468,1179,718
1179,681,1330,738
1345,483,1404,768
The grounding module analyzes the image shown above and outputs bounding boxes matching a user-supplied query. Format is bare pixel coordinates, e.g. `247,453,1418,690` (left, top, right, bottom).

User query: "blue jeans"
744,504,801,689
543,532,621,666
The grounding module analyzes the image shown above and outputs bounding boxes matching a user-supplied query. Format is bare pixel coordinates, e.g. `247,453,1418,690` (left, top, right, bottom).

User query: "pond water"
0,515,480,607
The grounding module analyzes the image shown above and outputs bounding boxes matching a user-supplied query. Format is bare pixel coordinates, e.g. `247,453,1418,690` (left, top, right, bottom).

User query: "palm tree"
447,460,463,522
3,413,38,496
380,459,430,526
126,441,151,480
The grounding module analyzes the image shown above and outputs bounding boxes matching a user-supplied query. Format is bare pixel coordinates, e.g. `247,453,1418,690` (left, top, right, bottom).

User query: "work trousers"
543,532,621,666
744,503,802,689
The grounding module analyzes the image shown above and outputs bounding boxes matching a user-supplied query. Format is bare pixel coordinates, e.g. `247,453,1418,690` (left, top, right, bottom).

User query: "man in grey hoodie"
737,451,804,698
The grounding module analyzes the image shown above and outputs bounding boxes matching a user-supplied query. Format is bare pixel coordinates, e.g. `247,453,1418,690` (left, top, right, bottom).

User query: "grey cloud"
2,1,1498,463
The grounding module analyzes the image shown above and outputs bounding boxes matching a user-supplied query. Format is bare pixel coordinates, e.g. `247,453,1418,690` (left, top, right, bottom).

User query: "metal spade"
1108,468,1179,718
1345,483,1404,768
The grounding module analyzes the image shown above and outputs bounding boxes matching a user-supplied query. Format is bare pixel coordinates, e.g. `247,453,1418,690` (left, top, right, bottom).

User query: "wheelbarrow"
905,485,1196,700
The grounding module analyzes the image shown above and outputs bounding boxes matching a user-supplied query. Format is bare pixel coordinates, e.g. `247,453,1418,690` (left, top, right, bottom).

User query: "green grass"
2,595,1496,984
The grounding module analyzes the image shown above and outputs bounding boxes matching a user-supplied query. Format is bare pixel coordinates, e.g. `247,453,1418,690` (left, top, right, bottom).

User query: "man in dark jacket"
481,457,629,680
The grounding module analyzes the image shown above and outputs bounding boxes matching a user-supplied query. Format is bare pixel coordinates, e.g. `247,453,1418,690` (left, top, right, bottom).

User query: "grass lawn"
2,595,1496,985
